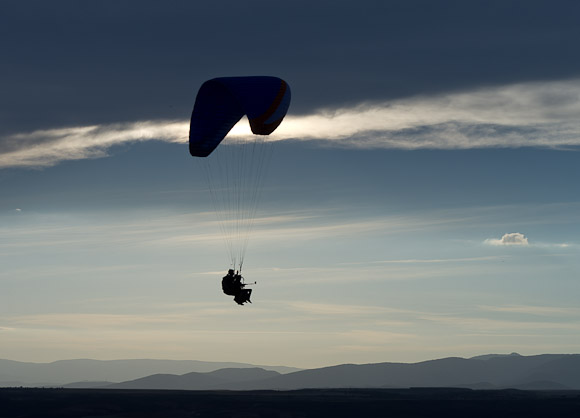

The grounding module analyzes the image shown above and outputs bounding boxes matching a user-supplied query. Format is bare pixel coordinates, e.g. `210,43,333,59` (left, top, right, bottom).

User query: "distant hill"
236,354,580,391
62,381,114,389
470,352,523,360
101,354,580,391
3,354,580,390
107,368,279,390
0,358,300,387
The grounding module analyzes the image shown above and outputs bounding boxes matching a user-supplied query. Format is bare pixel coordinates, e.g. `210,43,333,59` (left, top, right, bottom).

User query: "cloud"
341,256,505,265
421,313,580,332
268,78,580,150
4,78,580,169
485,232,529,246
0,121,186,168
0,208,471,265
480,304,580,317
284,301,410,317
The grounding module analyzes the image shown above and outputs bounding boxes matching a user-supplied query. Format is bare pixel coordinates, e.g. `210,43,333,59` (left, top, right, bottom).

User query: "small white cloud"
15,208,22,212
485,232,529,246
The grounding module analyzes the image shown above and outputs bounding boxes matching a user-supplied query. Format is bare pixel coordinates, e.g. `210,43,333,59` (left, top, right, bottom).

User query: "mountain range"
0,358,299,387
2,353,580,390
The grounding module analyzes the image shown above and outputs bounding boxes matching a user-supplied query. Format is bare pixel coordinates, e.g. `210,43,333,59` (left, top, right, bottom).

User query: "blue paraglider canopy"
189,76,291,157
188,76,291,274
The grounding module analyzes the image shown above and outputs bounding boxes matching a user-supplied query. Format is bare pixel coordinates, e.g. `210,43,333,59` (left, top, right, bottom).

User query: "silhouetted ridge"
3,354,580,390
106,368,281,390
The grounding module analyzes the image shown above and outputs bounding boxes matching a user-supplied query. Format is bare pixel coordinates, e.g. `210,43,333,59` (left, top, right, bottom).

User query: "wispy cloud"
421,314,580,332
3,79,580,169
0,121,185,168
284,301,411,317
271,79,580,150
480,304,580,316
0,207,475,252
340,256,505,265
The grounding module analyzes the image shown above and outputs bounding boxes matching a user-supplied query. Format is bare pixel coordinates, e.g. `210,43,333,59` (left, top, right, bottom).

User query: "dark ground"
1,388,579,418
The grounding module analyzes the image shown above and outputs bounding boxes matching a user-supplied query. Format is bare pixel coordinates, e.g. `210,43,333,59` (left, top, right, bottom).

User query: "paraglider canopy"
189,75,291,278
189,76,291,157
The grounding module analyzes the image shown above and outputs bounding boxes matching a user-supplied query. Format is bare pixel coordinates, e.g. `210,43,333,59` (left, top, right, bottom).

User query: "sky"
1,0,580,369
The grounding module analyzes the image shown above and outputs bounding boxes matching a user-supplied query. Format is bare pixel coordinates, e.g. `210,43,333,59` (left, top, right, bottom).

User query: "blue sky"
1,0,579,368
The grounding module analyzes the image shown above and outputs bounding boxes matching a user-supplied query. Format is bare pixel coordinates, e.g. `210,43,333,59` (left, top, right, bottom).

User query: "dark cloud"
2,0,580,136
